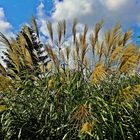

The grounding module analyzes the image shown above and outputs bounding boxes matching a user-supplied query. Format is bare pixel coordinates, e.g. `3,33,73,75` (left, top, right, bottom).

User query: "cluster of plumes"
70,104,95,136
0,18,140,83
0,17,49,78
46,20,140,83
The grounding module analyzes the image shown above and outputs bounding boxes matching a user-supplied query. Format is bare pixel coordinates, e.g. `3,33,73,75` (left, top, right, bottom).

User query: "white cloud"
51,0,140,28
101,0,128,11
53,0,92,20
0,20,12,33
36,0,140,53
37,2,51,37
37,2,69,43
37,2,45,18
0,7,14,37
0,8,5,18
36,0,140,69
0,7,14,65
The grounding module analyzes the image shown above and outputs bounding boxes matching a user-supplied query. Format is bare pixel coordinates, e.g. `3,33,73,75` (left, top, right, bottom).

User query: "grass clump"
0,74,140,140
0,18,140,139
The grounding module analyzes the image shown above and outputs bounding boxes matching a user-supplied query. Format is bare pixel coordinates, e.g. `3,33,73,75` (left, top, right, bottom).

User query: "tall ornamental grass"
0,18,140,139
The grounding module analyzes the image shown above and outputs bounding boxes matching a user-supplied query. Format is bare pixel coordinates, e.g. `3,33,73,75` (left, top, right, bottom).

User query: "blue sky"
0,0,140,44
0,0,39,30
0,0,54,32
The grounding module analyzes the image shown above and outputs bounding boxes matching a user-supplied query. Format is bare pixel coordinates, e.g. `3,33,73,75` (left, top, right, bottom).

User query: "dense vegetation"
0,17,140,139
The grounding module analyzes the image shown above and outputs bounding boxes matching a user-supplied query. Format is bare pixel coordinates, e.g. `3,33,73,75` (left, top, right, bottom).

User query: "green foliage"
0,73,140,140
